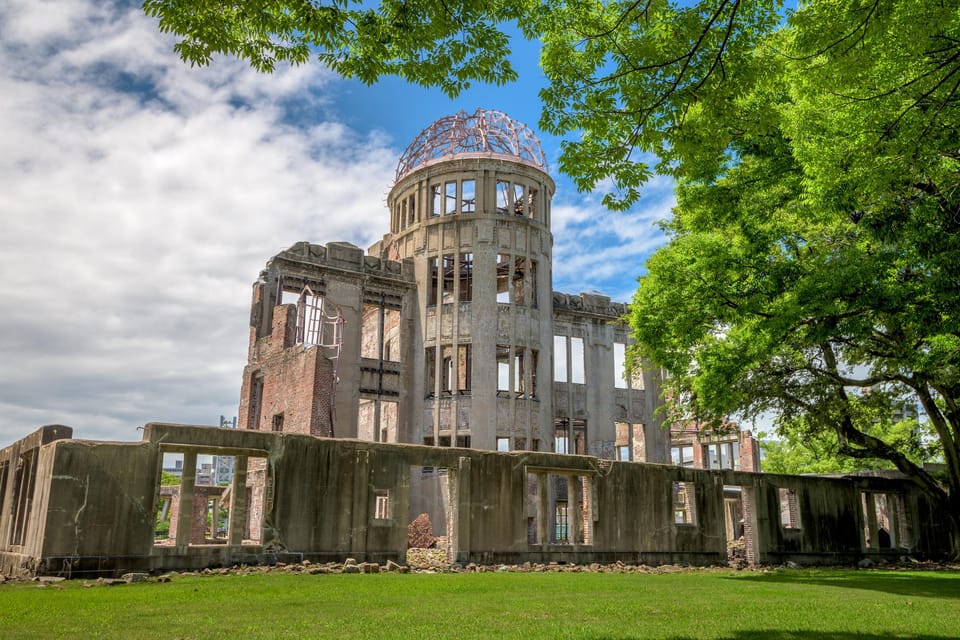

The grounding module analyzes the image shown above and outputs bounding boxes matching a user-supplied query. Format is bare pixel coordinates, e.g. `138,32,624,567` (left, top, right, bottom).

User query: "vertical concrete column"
452,456,471,562
350,449,370,555
228,455,248,546
176,452,197,548
536,473,548,545
567,474,580,546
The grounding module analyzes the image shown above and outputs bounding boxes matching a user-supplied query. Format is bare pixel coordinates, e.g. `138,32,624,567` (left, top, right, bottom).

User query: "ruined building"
237,109,669,464
1,111,952,578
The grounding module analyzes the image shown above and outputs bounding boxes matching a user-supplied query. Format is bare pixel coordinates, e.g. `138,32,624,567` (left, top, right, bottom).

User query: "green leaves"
142,0,520,98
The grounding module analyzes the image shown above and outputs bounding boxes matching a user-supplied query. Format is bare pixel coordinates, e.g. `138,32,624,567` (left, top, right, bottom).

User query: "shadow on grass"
594,634,957,640
724,569,960,600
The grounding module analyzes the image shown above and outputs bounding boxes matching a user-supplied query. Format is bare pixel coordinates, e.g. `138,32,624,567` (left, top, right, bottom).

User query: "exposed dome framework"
396,108,548,181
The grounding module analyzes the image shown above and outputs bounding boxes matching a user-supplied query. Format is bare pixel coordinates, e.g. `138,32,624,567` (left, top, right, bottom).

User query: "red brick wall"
239,303,336,436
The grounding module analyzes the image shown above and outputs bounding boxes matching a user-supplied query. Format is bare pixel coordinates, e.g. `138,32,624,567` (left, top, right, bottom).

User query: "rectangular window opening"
442,255,456,304
444,181,457,215
374,491,391,520
457,344,472,393
497,344,511,393
496,254,510,303
614,342,629,389
553,336,567,382
461,180,476,213
512,257,527,304
430,184,441,217
428,257,439,305
459,253,473,302
673,481,697,526
779,487,801,530
570,337,585,384
496,180,510,214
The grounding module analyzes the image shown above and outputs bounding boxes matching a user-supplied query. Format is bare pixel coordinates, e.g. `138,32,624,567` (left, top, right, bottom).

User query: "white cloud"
0,0,397,444
551,173,675,302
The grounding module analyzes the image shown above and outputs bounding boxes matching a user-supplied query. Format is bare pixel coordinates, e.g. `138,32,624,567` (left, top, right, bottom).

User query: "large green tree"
146,0,960,551
604,0,960,553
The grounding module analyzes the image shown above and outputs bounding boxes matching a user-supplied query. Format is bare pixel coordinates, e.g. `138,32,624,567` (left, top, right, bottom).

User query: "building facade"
237,110,670,463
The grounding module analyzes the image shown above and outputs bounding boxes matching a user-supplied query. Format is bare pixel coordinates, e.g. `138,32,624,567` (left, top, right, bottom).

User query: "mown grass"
2,568,958,639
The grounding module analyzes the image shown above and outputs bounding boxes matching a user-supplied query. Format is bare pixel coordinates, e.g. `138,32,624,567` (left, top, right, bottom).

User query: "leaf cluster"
142,0,524,96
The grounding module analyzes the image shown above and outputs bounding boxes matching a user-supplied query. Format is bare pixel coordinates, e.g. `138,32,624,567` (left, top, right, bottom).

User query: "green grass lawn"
1,568,958,639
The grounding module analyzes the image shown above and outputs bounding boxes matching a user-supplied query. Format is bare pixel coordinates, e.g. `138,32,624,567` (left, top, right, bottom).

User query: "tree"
145,0,960,552
760,416,938,476
608,0,960,554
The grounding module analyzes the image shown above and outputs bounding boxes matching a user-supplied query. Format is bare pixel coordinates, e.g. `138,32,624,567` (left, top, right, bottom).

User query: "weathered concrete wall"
0,423,952,578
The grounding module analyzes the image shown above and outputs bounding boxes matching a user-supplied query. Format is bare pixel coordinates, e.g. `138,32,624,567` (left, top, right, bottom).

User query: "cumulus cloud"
0,0,397,444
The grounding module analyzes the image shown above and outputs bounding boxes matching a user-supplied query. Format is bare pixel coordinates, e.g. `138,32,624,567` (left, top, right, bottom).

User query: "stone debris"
2,556,957,586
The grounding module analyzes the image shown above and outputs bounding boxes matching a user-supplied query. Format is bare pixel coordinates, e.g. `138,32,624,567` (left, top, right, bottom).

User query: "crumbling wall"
1,423,953,578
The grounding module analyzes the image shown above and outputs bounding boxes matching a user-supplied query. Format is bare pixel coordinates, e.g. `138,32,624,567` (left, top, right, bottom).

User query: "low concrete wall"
0,423,952,577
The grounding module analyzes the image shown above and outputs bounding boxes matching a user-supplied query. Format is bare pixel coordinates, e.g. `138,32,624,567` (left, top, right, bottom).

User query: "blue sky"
0,0,674,444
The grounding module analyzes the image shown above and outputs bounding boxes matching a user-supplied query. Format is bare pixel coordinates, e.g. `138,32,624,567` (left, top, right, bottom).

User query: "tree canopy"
145,0,960,549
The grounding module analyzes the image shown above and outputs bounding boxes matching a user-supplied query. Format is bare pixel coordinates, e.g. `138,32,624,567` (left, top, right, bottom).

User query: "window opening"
554,419,569,454
459,253,473,302
614,342,629,389
461,179,475,213
673,481,697,525
513,183,525,215
360,303,380,359
528,188,539,218
514,350,525,396
457,344,472,393
442,350,454,394
442,255,456,303
778,488,801,529
512,257,527,304
430,184,441,216
408,195,416,224
374,491,391,520
456,435,471,448
358,399,376,440
383,307,401,362
497,437,510,452
497,344,510,393
671,445,695,468
553,336,567,382
496,180,510,214
496,254,511,303
271,413,284,432
295,286,342,349
862,491,911,550
555,501,569,542
444,181,457,215
425,347,437,397
428,257,439,305
570,337,585,383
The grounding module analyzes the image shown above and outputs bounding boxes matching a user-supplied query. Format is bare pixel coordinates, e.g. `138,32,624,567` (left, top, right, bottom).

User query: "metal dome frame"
395,108,548,181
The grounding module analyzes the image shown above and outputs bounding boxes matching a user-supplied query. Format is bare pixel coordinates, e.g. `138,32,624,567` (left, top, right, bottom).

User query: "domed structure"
395,108,548,181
